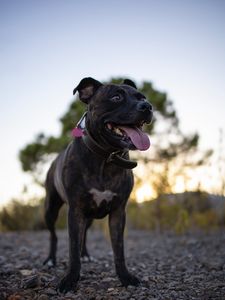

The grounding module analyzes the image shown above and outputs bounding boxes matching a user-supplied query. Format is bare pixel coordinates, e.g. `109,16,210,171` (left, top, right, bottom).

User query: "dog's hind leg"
43,189,64,267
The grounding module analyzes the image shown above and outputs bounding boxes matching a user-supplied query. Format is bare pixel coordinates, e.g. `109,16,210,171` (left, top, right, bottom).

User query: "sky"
0,0,225,206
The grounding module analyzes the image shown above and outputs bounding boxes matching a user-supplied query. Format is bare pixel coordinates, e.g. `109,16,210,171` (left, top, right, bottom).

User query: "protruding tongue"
119,126,150,151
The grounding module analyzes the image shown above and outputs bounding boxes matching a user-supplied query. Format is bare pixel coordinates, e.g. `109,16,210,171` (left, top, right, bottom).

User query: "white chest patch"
89,188,117,207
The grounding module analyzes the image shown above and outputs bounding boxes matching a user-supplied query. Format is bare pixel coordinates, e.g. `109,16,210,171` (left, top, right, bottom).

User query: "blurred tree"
19,77,212,194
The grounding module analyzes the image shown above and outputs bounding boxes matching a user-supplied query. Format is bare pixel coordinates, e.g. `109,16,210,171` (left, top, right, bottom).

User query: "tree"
19,77,211,195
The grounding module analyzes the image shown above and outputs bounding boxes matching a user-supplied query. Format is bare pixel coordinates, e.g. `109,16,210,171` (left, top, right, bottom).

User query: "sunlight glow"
135,184,155,203
173,176,186,193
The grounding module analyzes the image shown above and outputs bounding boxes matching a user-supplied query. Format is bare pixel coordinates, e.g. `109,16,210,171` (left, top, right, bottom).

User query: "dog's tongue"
119,126,150,151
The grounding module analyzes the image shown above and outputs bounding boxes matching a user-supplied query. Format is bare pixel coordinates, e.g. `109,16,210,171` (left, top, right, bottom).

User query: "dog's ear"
123,79,137,89
73,77,103,103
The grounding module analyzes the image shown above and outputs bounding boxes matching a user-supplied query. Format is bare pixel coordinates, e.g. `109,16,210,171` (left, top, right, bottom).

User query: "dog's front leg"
58,204,86,293
109,207,140,287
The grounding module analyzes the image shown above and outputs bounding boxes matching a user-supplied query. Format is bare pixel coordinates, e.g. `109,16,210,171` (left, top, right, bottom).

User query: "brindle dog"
43,77,153,292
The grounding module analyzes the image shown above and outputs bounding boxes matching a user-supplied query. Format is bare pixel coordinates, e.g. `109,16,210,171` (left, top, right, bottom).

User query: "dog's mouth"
105,121,150,151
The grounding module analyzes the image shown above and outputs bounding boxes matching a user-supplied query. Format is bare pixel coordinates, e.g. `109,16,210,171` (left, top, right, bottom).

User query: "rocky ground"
0,229,225,300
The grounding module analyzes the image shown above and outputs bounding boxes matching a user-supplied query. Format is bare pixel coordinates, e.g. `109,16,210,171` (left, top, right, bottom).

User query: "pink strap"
72,127,84,137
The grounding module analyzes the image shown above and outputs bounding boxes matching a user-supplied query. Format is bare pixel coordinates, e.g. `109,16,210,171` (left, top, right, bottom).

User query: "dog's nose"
137,101,153,112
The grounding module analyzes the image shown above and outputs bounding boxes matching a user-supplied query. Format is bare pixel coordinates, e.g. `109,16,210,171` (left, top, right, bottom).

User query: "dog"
43,77,153,292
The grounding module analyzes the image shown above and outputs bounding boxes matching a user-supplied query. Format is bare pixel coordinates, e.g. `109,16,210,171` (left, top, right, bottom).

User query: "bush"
0,199,45,231
192,210,219,230
0,192,224,233
127,192,225,233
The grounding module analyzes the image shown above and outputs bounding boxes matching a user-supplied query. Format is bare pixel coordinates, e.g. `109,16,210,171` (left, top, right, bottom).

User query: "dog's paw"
119,273,141,287
57,273,79,293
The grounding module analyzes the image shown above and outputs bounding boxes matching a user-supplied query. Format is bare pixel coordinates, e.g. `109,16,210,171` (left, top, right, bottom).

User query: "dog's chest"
89,188,117,207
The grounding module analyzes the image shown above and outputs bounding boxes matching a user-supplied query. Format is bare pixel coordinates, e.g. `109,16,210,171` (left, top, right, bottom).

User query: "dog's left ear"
73,77,103,103
123,79,137,89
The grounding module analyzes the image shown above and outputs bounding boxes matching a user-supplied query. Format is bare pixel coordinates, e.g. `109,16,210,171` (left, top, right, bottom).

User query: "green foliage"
174,209,190,234
19,135,46,172
128,202,156,230
192,210,219,230
127,192,225,233
0,199,45,231
1,192,224,233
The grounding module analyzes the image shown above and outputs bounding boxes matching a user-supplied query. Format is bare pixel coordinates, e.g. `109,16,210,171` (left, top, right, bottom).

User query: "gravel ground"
0,229,225,300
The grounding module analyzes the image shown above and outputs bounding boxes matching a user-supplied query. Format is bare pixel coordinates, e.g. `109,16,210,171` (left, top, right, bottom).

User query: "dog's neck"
82,129,137,169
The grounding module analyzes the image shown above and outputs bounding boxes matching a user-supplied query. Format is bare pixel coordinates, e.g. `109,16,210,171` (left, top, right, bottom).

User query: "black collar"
82,130,137,169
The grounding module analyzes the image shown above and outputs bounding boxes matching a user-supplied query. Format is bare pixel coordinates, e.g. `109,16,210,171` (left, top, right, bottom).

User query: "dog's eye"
136,93,146,101
110,94,123,102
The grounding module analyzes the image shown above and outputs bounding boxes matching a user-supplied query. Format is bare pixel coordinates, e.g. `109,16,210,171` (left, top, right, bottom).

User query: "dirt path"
0,229,225,300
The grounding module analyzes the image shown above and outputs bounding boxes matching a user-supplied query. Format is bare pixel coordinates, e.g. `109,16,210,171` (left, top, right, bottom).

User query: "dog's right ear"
123,79,137,89
73,77,103,104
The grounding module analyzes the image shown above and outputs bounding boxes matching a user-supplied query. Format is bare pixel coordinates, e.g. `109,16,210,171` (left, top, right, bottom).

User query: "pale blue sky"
0,0,225,205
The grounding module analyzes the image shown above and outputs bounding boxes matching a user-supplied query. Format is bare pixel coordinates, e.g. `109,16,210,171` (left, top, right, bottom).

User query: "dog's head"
73,77,153,151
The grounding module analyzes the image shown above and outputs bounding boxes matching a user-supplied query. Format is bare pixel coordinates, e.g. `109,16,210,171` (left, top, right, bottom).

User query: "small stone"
102,277,114,283
170,290,178,297
143,276,149,282
119,292,131,299
65,291,75,297
0,256,6,264
2,263,14,273
139,262,146,269
20,269,33,276
7,293,22,300
21,274,39,289
19,246,30,253
127,285,135,291
45,288,57,296
107,288,114,292
38,295,49,300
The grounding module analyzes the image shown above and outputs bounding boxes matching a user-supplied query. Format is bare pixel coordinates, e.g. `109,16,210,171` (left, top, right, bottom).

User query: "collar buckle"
107,150,123,163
